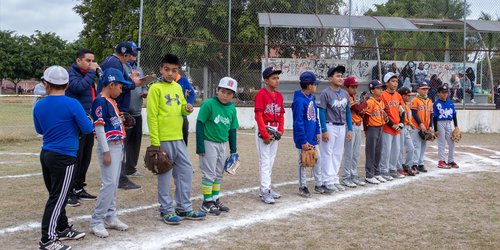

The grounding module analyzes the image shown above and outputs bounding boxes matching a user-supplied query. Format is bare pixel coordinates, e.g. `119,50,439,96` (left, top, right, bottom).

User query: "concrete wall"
142,108,500,134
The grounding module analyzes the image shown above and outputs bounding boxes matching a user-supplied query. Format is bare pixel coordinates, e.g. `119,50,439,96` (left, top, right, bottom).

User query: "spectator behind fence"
450,74,463,103
414,63,428,83
428,74,442,102
458,71,474,104
401,64,413,90
466,67,476,103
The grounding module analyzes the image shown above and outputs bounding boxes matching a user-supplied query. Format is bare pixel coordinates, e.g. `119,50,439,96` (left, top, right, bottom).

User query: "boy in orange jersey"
396,87,417,176
410,81,434,173
341,76,367,188
379,73,406,181
363,80,386,184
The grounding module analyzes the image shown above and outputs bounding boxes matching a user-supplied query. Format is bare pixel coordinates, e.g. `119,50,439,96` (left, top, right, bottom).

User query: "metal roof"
467,19,500,32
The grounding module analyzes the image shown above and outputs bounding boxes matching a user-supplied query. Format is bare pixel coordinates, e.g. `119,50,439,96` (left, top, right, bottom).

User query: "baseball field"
1,96,499,249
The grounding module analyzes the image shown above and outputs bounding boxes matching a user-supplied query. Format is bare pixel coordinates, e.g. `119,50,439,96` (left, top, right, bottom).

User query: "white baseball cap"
383,72,399,83
42,65,69,85
218,77,238,93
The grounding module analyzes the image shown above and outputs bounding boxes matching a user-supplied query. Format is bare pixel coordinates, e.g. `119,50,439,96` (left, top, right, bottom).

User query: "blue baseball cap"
300,71,320,84
115,42,138,56
369,80,383,90
262,66,282,79
127,41,141,52
100,68,133,86
417,81,430,89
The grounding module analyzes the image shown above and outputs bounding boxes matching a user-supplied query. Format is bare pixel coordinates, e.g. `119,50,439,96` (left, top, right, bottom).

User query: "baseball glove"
224,153,241,175
121,112,136,129
259,126,282,141
418,130,436,141
301,148,318,168
451,127,461,143
144,146,173,175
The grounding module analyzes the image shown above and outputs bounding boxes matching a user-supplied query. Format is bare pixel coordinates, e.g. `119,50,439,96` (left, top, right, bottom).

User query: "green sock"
212,180,221,201
202,180,213,201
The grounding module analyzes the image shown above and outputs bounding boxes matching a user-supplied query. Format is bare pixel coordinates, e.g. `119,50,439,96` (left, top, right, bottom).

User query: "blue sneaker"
184,211,206,220
161,213,181,225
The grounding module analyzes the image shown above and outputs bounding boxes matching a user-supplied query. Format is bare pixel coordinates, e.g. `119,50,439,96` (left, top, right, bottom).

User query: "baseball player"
433,85,459,169
196,77,239,215
341,76,367,188
396,87,417,176
410,81,434,173
363,80,386,184
318,66,352,193
147,54,206,225
34,66,92,250
292,71,323,198
176,72,196,145
89,68,132,238
379,72,406,181
254,67,285,204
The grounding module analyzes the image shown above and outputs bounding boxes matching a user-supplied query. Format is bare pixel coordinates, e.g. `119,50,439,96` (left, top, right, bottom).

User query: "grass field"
0,130,499,249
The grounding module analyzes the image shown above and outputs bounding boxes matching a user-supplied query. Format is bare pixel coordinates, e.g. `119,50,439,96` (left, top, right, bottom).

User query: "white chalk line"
92,151,499,250
0,173,42,179
0,152,39,156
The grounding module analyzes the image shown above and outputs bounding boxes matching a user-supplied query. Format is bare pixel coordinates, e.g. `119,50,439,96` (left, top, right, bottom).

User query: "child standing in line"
196,77,239,215
292,72,323,198
363,80,386,185
410,81,434,173
34,66,93,250
396,87,417,176
254,67,285,204
318,66,353,193
433,85,460,169
89,68,133,238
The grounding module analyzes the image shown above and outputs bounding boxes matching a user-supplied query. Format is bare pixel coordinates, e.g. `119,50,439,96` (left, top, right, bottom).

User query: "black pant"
72,133,94,191
121,115,143,178
40,150,76,242
182,117,189,145
365,126,382,178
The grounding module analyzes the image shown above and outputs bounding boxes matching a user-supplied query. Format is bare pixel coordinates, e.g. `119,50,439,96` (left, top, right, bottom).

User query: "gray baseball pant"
199,140,226,182
397,126,415,168
91,142,123,227
379,131,401,174
158,140,194,214
437,120,455,163
342,125,362,182
365,126,382,179
411,130,427,166
298,145,322,188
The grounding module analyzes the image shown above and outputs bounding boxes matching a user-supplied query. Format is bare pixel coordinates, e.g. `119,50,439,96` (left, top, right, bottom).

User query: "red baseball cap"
344,75,359,87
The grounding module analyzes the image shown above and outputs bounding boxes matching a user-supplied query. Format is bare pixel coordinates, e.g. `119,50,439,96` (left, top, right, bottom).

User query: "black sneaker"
298,186,312,198
215,199,230,212
200,201,221,216
57,225,85,240
67,194,80,207
417,164,428,173
321,185,335,194
74,188,96,201
39,239,71,250
118,179,142,190
314,186,325,194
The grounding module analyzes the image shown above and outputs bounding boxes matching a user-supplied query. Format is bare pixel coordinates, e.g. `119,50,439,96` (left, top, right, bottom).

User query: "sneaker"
215,199,230,212
200,201,221,215
334,183,346,191
321,185,335,194
471,99,476,104
57,225,85,240
298,186,312,198
39,239,71,250
161,213,181,225
184,211,206,220
374,175,386,183
67,194,80,207
381,175,394,181
365,177,380,184
448,162,459,169
258,189,281,199
411,165,420,174
403,165,415,176
89,224,109,238
260,189,276,204
352,179,366,186
417,165,428,173
397,169,409,176
118,179,142,190
342,180,357,188
326,184,339,192
389,171,399,179
314,185,325,194
392,171,405,179
74,188,96,201
438,161,451,169
126,171,145,178
104,217,128,231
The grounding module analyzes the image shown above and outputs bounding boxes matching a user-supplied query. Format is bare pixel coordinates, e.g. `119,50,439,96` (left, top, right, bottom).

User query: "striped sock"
202,180,213,201
212,180,221,201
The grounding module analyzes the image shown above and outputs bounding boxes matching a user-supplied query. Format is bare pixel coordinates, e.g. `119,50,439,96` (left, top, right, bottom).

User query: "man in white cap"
34,66,94,250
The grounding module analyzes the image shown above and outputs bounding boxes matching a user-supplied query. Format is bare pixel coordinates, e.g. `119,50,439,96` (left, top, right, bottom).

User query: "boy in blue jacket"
292,72,322,198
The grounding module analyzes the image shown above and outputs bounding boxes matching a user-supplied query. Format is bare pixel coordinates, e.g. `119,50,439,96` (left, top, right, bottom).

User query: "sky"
0,0,498,42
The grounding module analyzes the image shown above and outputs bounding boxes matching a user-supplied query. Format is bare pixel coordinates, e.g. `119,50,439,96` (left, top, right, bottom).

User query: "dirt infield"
0,132,498,249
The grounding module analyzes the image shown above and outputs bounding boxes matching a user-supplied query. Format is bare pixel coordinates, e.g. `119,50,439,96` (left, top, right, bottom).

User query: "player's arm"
146,86,160,146
228,108,239,153
292,102,307,146
33,110,42,135
195,103,209,155
67,69,97,94
184,79,196,104
346,101,353,131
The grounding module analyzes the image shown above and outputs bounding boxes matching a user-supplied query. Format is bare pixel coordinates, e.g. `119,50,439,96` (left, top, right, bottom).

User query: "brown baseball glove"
418,130,436,141
301,148,318,168
121,112,136,129
451,127,461,143
144,146,173,175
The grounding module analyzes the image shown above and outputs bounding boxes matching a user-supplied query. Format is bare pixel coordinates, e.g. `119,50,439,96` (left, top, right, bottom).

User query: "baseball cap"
218,77,238,93
383,72,398,83
262,66,282,79
368,80,383,90
300,71,320,84
115,42,138,56
437,85,449,92
127,41,141,52
100,68,133,86
417,81,430,89
397,86,411,96
42,66,69,85
327,65,346,77
344,75,359,87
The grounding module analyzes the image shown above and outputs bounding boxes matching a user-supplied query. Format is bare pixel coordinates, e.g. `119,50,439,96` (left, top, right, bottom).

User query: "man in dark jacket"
65,49,100,206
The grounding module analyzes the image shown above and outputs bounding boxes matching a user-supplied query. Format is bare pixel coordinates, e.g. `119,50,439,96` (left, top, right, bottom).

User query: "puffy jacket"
292,90,321,149
66,63,97,114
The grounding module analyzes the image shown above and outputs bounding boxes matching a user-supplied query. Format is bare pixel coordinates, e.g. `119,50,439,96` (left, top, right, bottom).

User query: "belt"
327,122,345,126
353,122,361,126
265,121,279,127
111,140,123,145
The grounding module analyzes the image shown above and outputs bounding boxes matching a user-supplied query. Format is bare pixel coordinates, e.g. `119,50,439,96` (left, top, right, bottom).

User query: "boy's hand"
316,134,321,144
301,142,313,151
322,132,329,142
434,131,440,138
346,131,353,142
185,104,194,113
263,137,272,144
419,123,426,131
103,151,111,166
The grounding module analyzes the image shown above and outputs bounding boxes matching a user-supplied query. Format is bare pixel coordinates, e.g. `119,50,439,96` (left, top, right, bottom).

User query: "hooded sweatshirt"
292,90,321,149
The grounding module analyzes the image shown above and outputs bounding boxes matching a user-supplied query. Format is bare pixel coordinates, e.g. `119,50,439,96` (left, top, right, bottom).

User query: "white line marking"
237,131,293,139
0,173,42,179
0,152,39,156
